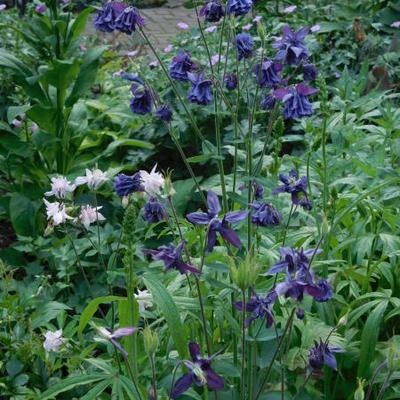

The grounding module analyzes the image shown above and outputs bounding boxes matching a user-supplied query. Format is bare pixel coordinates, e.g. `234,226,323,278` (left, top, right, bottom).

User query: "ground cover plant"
0,0,400,399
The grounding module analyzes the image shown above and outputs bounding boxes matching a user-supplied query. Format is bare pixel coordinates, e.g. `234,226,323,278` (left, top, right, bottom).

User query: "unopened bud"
230,255,259,291
143,326,158,355
122,195,129,208
337,311,349,327
354,378,365,400
321,212,329,236
163,170,176,197
257,22,266,45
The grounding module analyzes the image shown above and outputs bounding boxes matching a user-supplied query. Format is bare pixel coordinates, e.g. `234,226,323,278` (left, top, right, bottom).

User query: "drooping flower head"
171,342,224,398
187,72,213,105
303,64,318,81
272,25,309,65
43,329,66,352
271,167,312,209
253,58,282,87
130,83,153,115
94,2,126,32
235,290,277,328
115,6,144,34
155,102,173,122
169,51,197,81
200,0,225,23
308,339,344,371
186,190,247,251
79,205,106,229
227,0,252,17
141,197,168,223
43,199,73,226
134,289,152,312
250,201,282,227
143,241,200,275
234,33,254,61
35,3,46,14
268,247,318,275
114,172,143,197
75,168,108,190
225,73,237,91
239,180,264,200
45,176,75,199
140,165,164,196
260,92,276,110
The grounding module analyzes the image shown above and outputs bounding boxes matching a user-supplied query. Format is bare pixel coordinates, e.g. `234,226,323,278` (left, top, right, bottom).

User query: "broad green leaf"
67,7,93,42
103,139,154,156
31,301,71,329
78,295,125,340
143,274,189,360
80,379,112,400
358,300,388,378
40,373,107,399
27,105,58,135
9,193,38,236
41,59,80,91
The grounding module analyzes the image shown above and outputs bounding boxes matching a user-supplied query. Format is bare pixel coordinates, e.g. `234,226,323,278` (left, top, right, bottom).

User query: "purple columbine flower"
250,201,282,227
272,25,309,65
94,2,126,32
253,58,283,87
130,83,153,115
308,339,344,371
271,167,312,209
114,172,143,196
115,6,144,34
187,72,213,105
303,63,318,81
239,180,264,200
155,102,172,122
35,4,46,13
143,241,200,275
171,342,224,398
121,73,144,84
260,92,276,110
225,73,237,91
98,326,137,357
186,190,247,251
169,51,197,81
268,247,319,275
234,290,277,328
234,33,254,61
142,197,168,223
199,0,225,23
227,0,252,17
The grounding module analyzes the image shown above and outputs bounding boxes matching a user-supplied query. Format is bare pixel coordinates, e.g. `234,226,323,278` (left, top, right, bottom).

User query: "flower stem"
150,353,158,400
119,345,144,400
195,277,211,357
240,290,246,400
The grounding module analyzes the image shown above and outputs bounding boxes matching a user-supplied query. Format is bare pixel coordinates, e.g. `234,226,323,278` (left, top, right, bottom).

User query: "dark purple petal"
219,226,242,248
224,210,248,224
323,349,338,371
189,342,201,362
207,229,218,252
267,261,288,275
296,83,319,96
206,368,224,390
171,373,193,398
111,327,137,338
207,190,221,216
187,212,211,225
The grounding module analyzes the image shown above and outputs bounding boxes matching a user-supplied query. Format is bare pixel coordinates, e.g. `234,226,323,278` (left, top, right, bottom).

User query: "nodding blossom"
225,73,237,91
227,0,252,17
94,2,126,32
114,172,143,197
253,58,282,87
141,197,168,223
114,6,144,34
75,168,108,190
155,103,173,122
186,190,247,251
187,72,213,105
239,180,264,200
79,205,105,229
45,176,75,199
43,329,66,352
31,122,38,132
43,199,72,226
140,165,164,196
134,289,152,312
303,63,318,81
271,167,312,210
35,4,46,14
272,25,309,65
199,0,225,23
169,51,197,81
235,290,277,328
275,83,319,120
171,342,224,398
260,93,276,110
250,201,282,227
0,4,6,11
308,339,344,371
12,119,22,128
234,33,254,61
390,21,400,28
143,241,200,275
130,83,153,115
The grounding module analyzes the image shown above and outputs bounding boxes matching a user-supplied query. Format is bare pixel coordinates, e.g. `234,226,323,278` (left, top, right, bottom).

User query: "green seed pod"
143,326,159,356
354,378,365,400
230,255,259,291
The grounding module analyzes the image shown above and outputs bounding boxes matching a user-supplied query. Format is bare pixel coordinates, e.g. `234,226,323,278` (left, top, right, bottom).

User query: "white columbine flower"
75,168,108,190
43,199,72,226
134,289,153,312
45,176,75,199
43,329,65,352
79,205,105,229
140,165,164,197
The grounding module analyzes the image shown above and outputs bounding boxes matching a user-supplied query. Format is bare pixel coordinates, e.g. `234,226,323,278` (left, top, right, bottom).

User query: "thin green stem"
240,290,246,400
321,116,328,215
120,347,144,400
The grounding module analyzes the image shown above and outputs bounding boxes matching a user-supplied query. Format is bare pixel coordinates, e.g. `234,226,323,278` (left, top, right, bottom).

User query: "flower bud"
321,212,329,236
163,170,176,197
257,22,266,45
337,311,349,327
143,326,159,356
354,378,365,400
230,255,259,291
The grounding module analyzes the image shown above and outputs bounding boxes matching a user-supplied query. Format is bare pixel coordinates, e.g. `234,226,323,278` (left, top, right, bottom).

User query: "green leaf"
357,300,388,378
67,7,93,42
78,296,125,340
80,379,112,400
143,274,189,360
31,301,71,329
7,105,30,124
9,193,38,236
41,59,80,91
103,139,154,156
40,373,107,399
27,105,58,135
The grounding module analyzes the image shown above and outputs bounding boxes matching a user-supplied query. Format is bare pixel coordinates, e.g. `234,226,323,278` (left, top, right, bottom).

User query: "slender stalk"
240,290,246,400
120,346,144,400
282,203,294,247
321,115,328,215
365,360,388,400
376,371,393,400
254,308,296,400
150,353,158,400
195,277,211,356
169,361,184,400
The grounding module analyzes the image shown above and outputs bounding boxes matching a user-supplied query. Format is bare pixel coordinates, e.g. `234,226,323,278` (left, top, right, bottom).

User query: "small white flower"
135,289,153,312
177,21,189,30
45,176,75,199
140,165,164,197
284,5,296,13
43,329,65,352
391,21,400,28
205,25,217,33
311,24,321,33
253,15,262,22
75,168,108,190
43,199,72,226
242,23,253,31
31,122,38,133
164,44,174,53
79,205,105,229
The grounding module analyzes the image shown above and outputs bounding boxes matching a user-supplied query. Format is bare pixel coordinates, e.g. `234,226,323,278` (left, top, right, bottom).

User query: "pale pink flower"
45,176,75,199
79,205,105,229
205,25,217,33
75,168,108,190
391,21,400,28
31,123,38,133
127,49,139,57
12,119,22,128
164,44,174,53
35,4,46,14
43,199,72,226
208,54,224,67
0,4,6,11
284,5,296,13
253,15,262,23
177,22,189,30
311,24,321,33
242,23,252,31
43,329,66,352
